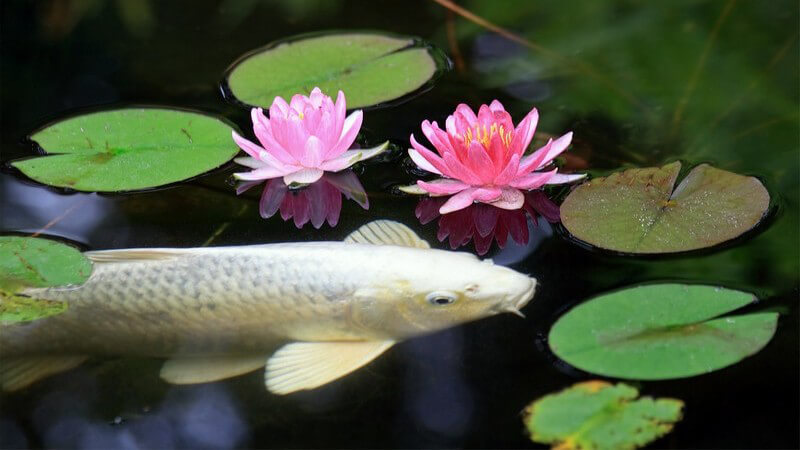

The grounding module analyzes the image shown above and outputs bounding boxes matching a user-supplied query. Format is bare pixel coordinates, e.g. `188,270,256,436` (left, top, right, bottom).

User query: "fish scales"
1,243,370,357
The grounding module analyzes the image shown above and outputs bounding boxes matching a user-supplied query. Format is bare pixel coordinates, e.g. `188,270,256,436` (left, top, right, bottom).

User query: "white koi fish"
0,221,535,394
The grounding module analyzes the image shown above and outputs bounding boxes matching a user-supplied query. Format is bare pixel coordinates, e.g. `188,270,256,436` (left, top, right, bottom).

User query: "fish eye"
426,291,457,306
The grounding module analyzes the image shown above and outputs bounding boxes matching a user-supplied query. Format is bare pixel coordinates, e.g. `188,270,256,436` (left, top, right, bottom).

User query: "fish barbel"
0,221,536,394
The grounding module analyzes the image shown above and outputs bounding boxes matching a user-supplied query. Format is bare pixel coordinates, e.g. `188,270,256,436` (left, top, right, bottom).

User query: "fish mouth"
498,278,536,318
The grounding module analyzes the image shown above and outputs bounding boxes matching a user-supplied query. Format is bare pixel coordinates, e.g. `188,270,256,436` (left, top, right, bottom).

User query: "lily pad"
12,108,239,192
224,32,445,109
560,162,770,253
0,236,91,323
0,294,68,324
548,284,778,379
523,381,683,450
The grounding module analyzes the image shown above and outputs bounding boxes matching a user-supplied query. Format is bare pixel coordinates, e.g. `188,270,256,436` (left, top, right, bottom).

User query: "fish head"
350,250,536,339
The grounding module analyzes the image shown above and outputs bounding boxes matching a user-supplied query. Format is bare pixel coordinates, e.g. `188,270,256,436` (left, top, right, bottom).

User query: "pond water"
1,1,797,448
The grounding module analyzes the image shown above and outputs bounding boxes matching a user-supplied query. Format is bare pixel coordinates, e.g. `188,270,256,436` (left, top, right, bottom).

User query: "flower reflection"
416,190,559,255
237,170,368,229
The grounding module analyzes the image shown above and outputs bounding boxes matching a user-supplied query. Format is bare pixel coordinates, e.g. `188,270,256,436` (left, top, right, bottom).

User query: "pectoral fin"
265,340,395,395
0,355,87,391
160,354,267,384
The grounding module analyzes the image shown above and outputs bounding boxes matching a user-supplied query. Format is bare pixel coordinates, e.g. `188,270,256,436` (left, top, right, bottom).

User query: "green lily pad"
560,162,770,253
0,236,91,323
224,32,445,109
12,108,239,192
548,284,778,379
0,293,68,324
523,381,683,450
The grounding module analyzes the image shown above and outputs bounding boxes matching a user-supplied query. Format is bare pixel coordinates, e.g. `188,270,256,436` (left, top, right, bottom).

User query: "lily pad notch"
222,31,451,110
548,283,779,380
560,162,771,254
11,107,241,192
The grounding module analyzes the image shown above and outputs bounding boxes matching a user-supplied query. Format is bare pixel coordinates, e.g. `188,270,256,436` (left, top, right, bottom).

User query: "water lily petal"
231,131,265,159
259,179,288,218
333,90,347,136
235,179,262,195
466,140,497,184
270,95,290,117
325,170,369,209
300,135,324,167
493,153,521,185
234,164,295,181
318,150,362,172
289,93,310,113
417,179,471,195
233,156,269,169
509,107,539,156
471,187,502,202
509,168,558,190
443,152,481,185
251,108,294,164
283,168,324,185
328,109,363,158
440,188,479,214
519,132,573,175
421,120,454,154
517,138,552,175
489,99,505,113
489,188,525,210
308,87,325,108
455,103,478,125
546,172,587,184
410,134,449,174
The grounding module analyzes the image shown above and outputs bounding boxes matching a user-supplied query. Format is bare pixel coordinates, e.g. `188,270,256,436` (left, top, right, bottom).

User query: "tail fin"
0,355,87,391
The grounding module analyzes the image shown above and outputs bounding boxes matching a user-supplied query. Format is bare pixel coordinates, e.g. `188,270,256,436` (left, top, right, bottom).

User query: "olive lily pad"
560,162,770,253
0,236,91,323
548,284,778,379
224,32,446,109
12,108,240,192
523,381,683,450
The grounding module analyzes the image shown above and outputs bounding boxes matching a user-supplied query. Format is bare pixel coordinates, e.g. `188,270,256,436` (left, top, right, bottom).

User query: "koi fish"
0,221,535,394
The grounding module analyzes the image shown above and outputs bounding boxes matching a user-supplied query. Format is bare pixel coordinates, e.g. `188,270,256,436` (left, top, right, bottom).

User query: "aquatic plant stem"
30,197,91,238
670,0,737,135
445,9,466,73
430,0,645,110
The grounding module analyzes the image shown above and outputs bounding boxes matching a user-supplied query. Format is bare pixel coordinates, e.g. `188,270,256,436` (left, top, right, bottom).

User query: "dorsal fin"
344,220,430,248
84,248,191,264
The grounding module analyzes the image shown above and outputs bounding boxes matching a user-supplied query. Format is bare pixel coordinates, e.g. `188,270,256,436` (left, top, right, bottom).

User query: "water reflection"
415,190,560,255
23,380,247,449
237,170,368,229
0,176,124,246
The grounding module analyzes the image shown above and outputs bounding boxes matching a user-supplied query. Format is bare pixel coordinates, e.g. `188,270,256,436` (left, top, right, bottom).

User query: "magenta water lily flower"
407,100,585,214
232,87,387,186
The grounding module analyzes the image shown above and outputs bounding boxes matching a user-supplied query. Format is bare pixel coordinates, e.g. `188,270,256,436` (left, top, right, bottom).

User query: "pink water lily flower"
408,100,585,214
232,87,387,186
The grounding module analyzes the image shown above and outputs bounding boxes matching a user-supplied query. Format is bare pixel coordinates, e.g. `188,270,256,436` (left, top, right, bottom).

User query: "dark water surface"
1,1,798,448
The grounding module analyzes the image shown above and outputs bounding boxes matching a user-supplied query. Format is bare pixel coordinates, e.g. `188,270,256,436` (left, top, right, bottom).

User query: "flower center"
462,123,512,149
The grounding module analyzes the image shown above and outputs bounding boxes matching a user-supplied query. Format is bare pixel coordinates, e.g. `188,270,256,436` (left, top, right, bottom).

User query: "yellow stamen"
461,123,513,148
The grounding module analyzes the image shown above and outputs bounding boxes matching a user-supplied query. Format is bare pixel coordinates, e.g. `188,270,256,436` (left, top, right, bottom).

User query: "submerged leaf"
0,236,90,323
523,381,683,450
12,108,239,192
560,162,770,253
224,32,445,109
548,284,778,379
0,293,68,324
